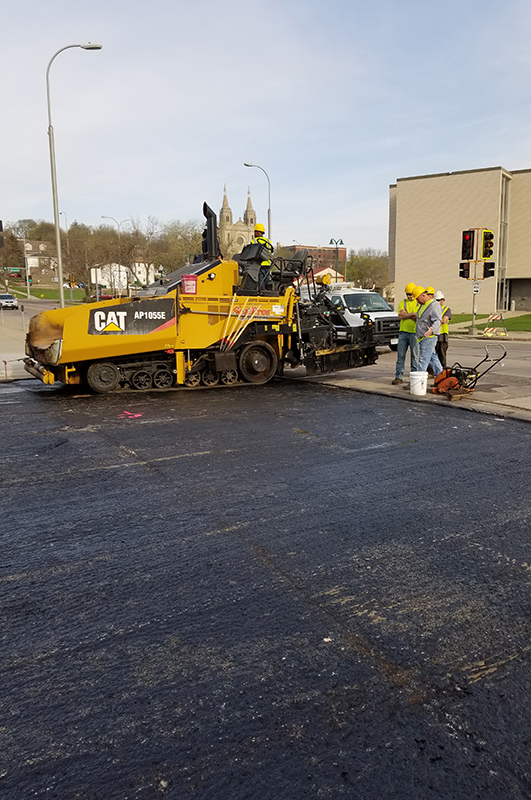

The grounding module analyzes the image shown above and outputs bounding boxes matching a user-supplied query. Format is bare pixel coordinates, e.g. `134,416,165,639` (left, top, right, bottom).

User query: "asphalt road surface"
1,379,531,799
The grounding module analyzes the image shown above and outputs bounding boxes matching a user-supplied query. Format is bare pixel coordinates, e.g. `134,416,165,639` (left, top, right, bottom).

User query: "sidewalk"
0,308,29,381
300,347,531,424
2,308,531,422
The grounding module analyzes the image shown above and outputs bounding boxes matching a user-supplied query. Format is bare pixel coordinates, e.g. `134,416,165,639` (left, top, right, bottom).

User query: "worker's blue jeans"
395,331,419,379
415,336,443,375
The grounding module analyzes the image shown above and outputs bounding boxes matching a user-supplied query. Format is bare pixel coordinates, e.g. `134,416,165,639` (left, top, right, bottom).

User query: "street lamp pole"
47,43,102,308
60,210,73,298
329,237,344,282
244,163,271,242
101,216,132,295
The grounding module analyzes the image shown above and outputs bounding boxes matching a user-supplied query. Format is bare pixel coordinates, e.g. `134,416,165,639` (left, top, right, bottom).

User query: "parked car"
89,293,116,301
0,293,19,310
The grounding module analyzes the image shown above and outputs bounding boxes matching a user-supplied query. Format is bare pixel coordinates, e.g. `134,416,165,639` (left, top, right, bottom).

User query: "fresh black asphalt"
1,379,530,799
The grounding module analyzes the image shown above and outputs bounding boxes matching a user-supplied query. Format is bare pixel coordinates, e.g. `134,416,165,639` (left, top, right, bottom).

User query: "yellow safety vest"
398,297,418,333
440,305,450,336
252,235,273,266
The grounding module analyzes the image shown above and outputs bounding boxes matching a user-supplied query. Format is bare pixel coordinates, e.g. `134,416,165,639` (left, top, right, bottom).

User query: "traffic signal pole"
460,228,495,335
469,261,479,336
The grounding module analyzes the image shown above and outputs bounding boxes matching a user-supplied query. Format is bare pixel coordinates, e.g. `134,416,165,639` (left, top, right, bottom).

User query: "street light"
60,211,73,299
101,216,132,294
244,163,271,242
47,42,102,307
60,211,70,258
329,238,344,282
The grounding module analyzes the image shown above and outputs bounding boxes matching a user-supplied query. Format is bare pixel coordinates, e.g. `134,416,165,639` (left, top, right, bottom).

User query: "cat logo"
88,299,176,336
93,310,127,333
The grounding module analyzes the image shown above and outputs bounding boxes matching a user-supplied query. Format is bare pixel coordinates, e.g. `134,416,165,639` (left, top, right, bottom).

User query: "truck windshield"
339,294,392,313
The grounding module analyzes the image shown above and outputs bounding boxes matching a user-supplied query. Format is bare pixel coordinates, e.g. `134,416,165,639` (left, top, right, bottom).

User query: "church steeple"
243,188,256,228
220,185,232,226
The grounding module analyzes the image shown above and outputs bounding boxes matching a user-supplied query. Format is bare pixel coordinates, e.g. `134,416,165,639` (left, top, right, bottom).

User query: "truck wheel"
87,362,120,393
238,342,278,384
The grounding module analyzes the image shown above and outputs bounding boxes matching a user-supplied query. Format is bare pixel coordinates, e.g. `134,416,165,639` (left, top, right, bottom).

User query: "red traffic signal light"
481,230,495,260
459,262,470,279
461,230,475,260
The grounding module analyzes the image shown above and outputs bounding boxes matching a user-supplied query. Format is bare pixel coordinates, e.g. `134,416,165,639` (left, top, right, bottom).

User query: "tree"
345,248,389,290
5,215,206,293
2,230,25,275
64,223,99,296
8,219,56,243
154,220,203,272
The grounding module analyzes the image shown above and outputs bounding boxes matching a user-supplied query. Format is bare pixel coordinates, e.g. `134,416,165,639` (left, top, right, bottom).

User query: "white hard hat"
435,290,445,300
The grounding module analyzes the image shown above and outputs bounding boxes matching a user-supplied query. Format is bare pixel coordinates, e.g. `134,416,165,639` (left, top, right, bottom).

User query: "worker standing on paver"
412,285,443,374
252,223,274,289
435,290,451,368
393,282,419,385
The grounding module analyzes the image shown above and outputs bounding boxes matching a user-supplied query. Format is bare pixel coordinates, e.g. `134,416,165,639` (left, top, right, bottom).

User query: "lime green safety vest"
252,235,273,267
398,297,418,333
440,305,449,336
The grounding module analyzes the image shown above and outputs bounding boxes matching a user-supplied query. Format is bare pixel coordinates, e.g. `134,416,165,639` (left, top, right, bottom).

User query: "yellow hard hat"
412,285,425,299
405,282,416,294
426,286,435,295
254,223,265,234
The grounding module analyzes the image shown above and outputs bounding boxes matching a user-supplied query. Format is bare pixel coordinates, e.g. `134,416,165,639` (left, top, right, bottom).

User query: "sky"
3,0,531,253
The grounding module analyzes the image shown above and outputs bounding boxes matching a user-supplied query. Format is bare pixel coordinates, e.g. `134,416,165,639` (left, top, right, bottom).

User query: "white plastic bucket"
410,371,428,396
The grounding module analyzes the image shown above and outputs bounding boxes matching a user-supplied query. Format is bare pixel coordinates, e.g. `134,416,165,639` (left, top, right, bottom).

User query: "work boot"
392,377,403,385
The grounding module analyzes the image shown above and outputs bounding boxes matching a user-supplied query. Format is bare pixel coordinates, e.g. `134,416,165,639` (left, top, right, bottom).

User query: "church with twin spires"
218,186,258,258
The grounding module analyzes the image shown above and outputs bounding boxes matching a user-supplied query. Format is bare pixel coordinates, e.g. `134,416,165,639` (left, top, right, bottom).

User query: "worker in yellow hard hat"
426,286,435,298
412,286,443,375
392,282,419,384
435,290,451,368
252,223,273,255
251,223,274,289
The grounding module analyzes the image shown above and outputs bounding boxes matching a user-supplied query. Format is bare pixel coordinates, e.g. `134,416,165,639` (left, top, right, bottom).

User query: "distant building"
389,165,531,312
284,244,347,279
23,240,57,283
218,187,257,258
93,262,156,291
312,266,345,282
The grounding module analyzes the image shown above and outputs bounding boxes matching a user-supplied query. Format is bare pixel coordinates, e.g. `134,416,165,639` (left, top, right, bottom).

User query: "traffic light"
481,230,495,260
459,262,470,279
461,230,475,260
483,262,495,279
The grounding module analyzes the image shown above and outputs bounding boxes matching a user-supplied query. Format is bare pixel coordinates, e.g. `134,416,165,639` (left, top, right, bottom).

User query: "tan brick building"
284,244,347,276
389,166,531,313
